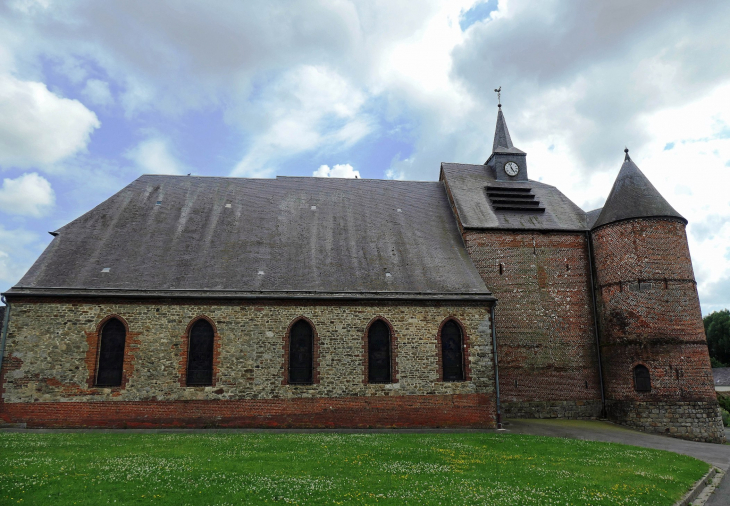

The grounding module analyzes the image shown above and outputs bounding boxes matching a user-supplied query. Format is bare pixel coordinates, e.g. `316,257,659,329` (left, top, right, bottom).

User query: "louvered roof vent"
486,186,545,213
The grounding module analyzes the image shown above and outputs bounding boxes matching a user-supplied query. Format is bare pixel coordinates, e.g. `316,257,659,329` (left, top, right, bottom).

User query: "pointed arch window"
96,318,126,387
289,320,314,384
368,320,391,383
634,365,651,392
187,319,214,386
441,320,464,382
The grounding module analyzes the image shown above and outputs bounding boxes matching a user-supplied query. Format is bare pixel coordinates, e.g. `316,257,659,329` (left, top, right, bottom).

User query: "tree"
704,309,730,367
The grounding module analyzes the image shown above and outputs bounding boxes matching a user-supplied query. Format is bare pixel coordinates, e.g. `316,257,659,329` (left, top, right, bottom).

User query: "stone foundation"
606,400,726,443
502,399,603,420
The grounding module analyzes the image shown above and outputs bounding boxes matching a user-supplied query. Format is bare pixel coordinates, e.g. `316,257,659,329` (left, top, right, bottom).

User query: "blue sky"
0,0,729,314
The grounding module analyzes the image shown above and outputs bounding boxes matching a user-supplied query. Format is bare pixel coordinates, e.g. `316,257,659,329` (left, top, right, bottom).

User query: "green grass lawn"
0,432,709,506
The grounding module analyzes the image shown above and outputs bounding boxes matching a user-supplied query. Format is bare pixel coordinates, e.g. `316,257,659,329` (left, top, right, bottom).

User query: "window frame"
282,316,320,386
186,318,216,387
179,316,220,388
439,319,466,382
363,317,398,385
85,314,136,390
95,317,127,387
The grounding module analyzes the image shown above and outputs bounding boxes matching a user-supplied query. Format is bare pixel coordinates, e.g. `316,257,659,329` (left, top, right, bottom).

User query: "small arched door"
633,365,651,392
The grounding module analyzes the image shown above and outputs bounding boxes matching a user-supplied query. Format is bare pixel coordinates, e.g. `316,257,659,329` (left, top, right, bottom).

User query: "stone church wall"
463,230,603,419
592,218,725,443
0,298,496,429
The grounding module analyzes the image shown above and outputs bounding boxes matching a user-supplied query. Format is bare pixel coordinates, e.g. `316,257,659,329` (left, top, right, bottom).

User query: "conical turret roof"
492,107,525,155
592,150,685,229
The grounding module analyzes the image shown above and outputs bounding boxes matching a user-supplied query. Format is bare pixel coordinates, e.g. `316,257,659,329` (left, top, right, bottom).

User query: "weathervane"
494,86,501,108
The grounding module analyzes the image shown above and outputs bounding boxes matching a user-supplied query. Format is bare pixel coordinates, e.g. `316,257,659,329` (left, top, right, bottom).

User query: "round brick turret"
591,153,724,443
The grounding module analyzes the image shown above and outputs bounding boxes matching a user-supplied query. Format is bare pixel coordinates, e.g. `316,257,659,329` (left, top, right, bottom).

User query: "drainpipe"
0,296,10,380
586,232,607,419
490,303,502,429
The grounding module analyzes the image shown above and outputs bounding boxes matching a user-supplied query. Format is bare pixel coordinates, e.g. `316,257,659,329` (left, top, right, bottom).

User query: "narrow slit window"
634,365,651,392
96,318,126,387
368,320,391,383
187,319,214,386
441,320,464,381
289,320,313,384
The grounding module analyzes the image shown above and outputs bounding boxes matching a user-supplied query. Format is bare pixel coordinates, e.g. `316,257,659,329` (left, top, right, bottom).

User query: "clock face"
504,161,519,176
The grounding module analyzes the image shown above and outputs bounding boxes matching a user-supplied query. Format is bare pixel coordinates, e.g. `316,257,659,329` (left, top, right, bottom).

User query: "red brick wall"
592,218,716,403
0,394,494,429
463,230,602,408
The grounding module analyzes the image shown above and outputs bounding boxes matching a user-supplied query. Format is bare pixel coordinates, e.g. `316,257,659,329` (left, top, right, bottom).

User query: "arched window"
634,365,651,392
96,318,126,387
441,320,464,382
289,320,313,384
368,320,391,383
187,319,214,386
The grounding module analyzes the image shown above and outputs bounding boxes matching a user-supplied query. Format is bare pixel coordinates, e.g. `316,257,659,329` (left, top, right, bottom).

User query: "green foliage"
0,433,709,506
721,408,730,428
704,309,730,366
711,357,728,368
718,393,730,413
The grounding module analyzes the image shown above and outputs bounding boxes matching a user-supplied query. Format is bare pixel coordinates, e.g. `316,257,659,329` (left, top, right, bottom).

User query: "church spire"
493,107,515,153
484,92,527,180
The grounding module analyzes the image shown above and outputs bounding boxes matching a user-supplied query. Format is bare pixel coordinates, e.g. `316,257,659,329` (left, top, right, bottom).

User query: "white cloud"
81,78,114,106
0,224,42,287
313,164,360,178
0,172,55,217
126,138,185,175
0,75,100,168
231,65,372,177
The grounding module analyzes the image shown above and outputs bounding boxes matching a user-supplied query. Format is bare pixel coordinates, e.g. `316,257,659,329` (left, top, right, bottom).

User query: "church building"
0,104,724,443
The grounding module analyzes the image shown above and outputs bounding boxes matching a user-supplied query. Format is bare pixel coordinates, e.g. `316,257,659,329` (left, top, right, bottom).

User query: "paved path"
504,419,730,505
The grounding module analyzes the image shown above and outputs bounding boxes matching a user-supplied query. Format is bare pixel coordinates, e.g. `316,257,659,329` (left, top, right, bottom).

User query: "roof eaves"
3,287,496,302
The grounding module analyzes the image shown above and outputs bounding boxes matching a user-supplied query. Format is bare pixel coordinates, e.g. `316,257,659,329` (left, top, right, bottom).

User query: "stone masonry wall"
0,297,496,428
593,218,725,443
606,400,726,443
463,230,603,418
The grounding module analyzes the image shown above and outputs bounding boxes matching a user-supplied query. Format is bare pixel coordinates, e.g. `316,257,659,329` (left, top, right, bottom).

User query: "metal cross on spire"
494,86,501,108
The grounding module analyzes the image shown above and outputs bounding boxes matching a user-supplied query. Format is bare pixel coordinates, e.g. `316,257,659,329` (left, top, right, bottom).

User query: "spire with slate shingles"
493,107,514,153
491,106,525,155
592,149,686,229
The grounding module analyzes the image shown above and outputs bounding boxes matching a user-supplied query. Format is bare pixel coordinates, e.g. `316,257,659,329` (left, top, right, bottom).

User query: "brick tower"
591,150,725,442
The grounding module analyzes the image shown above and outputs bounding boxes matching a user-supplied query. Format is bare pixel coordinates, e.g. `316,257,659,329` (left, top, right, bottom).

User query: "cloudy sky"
0,0,728,314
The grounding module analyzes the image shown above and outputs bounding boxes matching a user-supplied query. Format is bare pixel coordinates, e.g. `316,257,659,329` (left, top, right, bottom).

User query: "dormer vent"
486,186,545,213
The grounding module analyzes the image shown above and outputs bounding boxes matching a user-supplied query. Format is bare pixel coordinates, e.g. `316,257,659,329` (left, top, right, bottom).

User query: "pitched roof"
441,163,588,231
585,208,603,229
492,108,525,155
8,175,493,300
592,151,686,229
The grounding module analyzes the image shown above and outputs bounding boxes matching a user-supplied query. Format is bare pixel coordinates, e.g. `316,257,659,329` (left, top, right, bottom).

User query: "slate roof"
592,151,685,229
7,175,493,301
585,208,603,229
441,163,588,231
492,108,525,155
713,368,730,387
